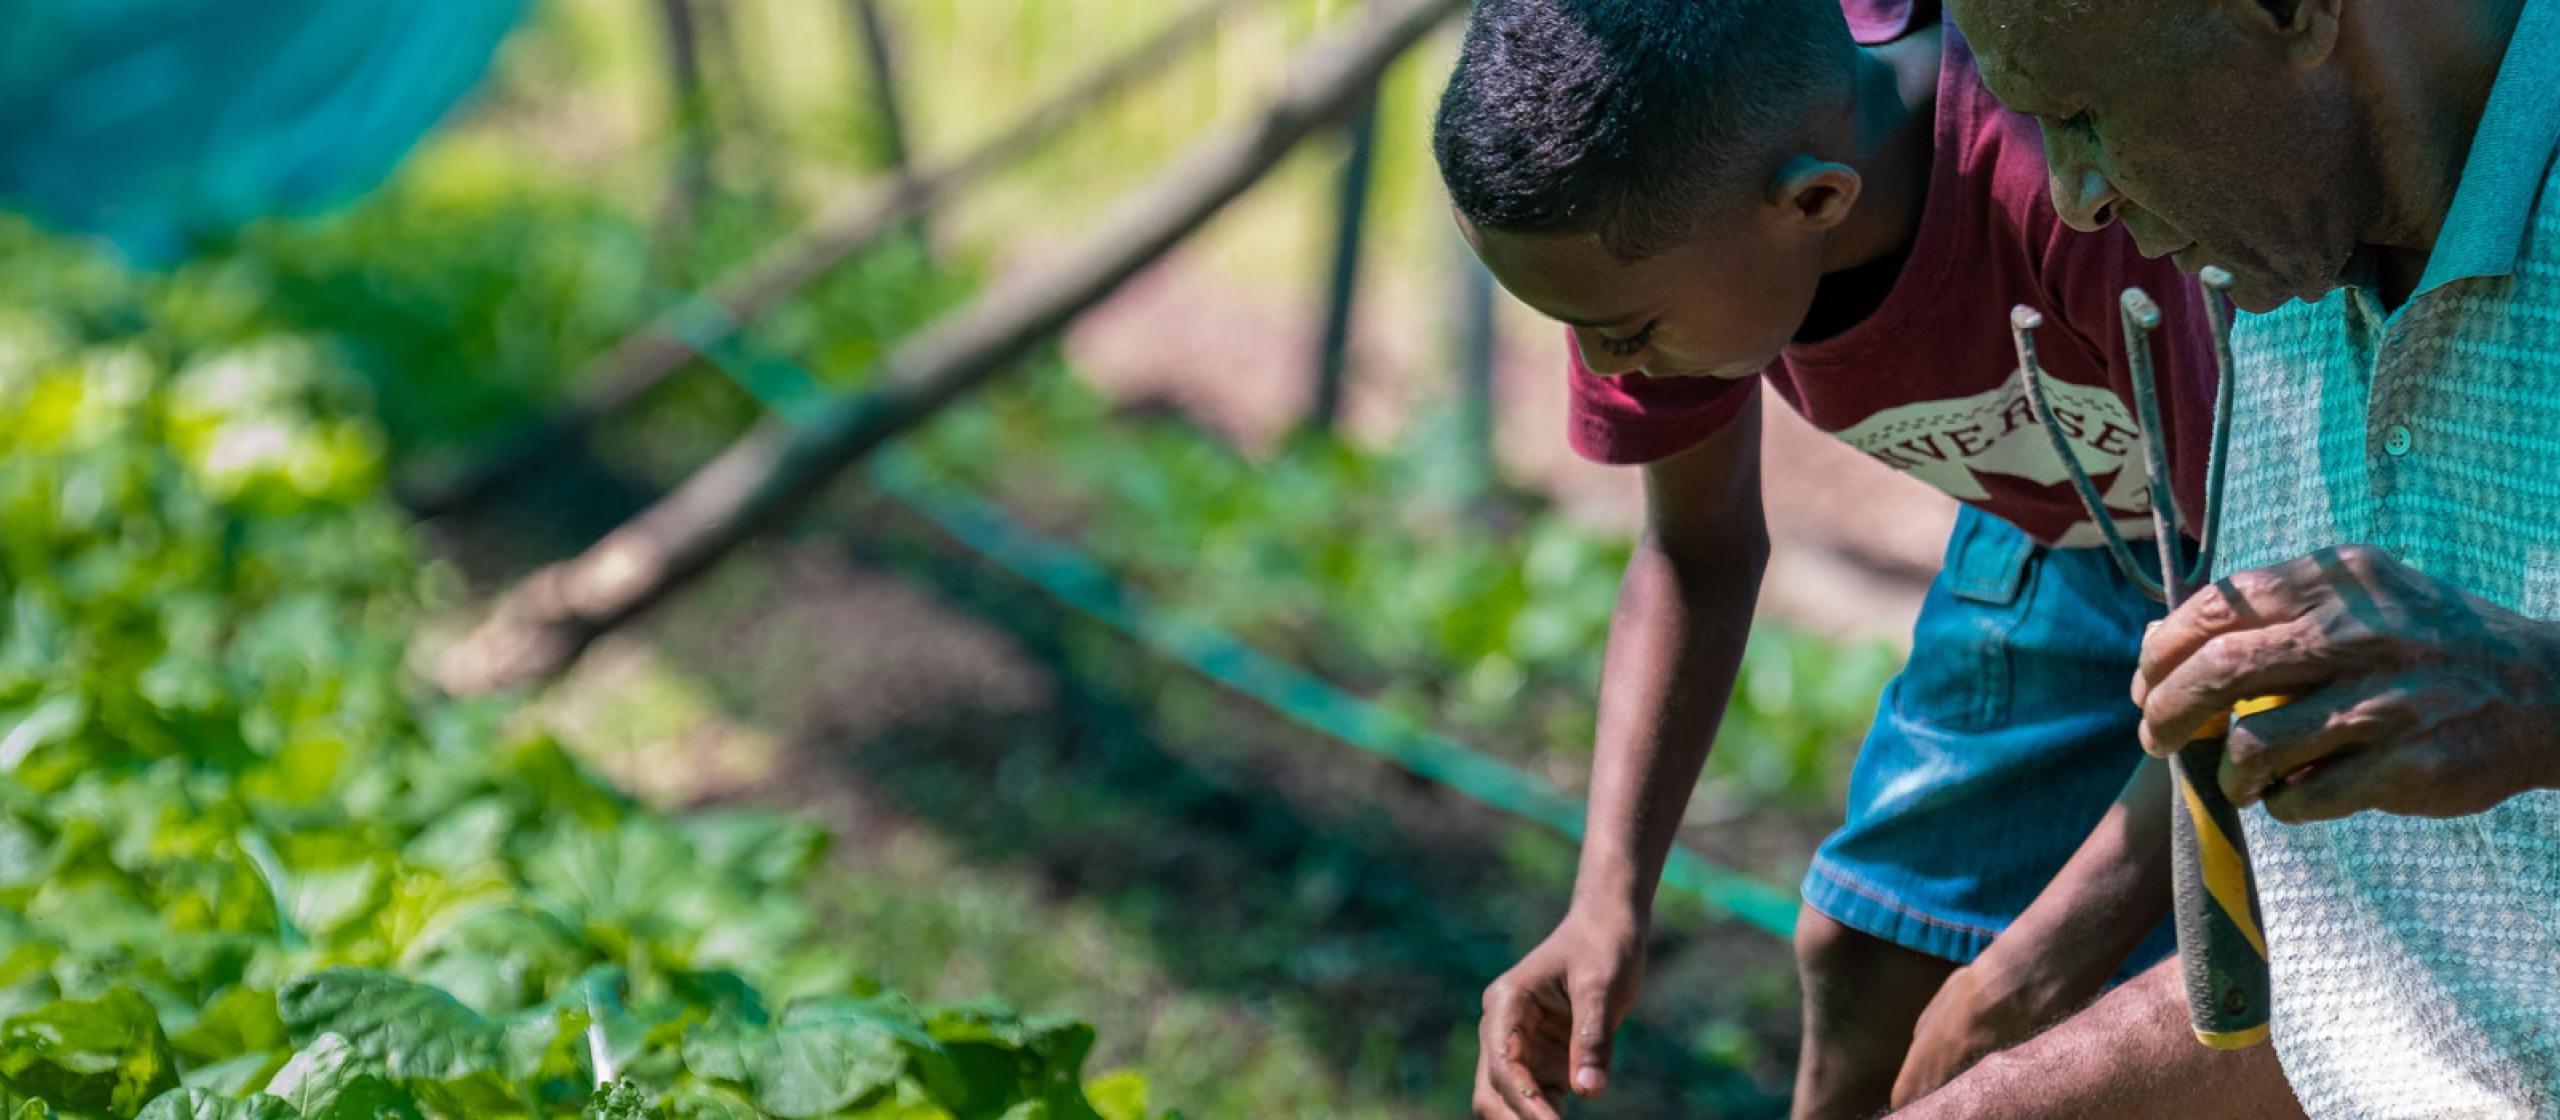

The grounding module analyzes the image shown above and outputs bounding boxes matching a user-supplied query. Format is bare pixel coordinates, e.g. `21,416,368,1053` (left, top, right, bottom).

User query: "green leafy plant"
0,220,1158,1120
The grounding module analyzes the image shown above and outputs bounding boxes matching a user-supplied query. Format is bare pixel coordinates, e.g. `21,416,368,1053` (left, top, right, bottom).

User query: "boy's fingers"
1488,1048,1563,1120
1472,1049,1502,1119
1480,981,1520,1042
1566,976,1615,1097
1478,986,1563,1120
1473,1048,1532,1120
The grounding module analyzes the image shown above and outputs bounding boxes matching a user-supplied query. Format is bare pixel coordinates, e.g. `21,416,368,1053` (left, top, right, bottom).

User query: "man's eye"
1599,324,1655,358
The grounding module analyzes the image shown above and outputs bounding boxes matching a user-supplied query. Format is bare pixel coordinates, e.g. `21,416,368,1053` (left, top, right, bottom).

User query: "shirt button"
2384,424,2413,457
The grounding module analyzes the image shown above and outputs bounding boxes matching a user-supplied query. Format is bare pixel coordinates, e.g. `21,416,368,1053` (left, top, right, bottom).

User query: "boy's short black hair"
1434,0,1857,260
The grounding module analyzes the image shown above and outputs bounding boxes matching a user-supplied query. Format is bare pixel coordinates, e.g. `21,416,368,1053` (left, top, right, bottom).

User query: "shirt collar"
2414,0,2560,298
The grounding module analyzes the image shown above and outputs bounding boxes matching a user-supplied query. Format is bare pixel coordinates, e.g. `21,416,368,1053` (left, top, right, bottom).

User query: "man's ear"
1771,155,1861,231
2226,0,2341,67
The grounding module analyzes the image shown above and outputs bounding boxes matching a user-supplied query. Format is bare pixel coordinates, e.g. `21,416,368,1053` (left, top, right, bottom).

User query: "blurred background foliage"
0,0,1905,1116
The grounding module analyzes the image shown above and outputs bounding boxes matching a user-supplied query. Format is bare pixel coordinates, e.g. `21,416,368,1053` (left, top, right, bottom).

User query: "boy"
1433,1,2223,1116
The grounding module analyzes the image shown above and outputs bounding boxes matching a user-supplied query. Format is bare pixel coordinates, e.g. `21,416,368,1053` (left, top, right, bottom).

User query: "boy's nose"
1570,329,1646,377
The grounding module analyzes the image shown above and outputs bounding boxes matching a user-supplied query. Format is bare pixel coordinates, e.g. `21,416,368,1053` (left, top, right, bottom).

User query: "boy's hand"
1473,908,1645,1119
1890,954,2064,1106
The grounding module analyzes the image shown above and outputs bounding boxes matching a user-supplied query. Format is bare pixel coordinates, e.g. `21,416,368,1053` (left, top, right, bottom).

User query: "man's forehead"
1971,39,2064,109
1951,0,2105,109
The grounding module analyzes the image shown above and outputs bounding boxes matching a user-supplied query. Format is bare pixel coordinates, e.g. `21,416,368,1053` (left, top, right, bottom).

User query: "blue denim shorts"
1801,506,2179,970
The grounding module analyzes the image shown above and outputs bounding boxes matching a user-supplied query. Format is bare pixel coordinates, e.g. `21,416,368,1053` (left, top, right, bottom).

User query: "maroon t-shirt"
1566,23,2217,549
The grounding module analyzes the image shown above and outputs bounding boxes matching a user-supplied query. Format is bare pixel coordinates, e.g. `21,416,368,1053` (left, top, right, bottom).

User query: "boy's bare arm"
1475,400,1768,1119
1894,759,2174,1102
1895,959,2304,1119
1576,400,1769,923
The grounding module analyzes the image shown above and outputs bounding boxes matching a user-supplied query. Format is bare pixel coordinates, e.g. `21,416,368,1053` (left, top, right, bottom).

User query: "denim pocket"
1892,508,2040,732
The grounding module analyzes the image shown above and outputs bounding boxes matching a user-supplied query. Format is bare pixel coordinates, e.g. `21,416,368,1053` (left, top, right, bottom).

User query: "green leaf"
665,973,767,1028
399,798,511,875
135,1087,302,1120
779,996,936,1052
263,1035,419,1120
1085,1072,1148,1120
0,986,182,1114
918,1004,1102,1119
677,812,825,890
0,809,54,889
408,1068,521,1119
660,1083,760,1120
495,738,625,829
496,1008,585,1089
681,1015,904,1119
276,970,500,1081
279,861,386,942
0,695,85,777
170,987,286,1062
778,996,957,1103
178,1051,288,1098
676,1018,754,1085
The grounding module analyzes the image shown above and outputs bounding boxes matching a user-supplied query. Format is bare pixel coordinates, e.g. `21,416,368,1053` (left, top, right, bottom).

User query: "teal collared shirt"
2413,0,2560,297
2204,2,2560,1110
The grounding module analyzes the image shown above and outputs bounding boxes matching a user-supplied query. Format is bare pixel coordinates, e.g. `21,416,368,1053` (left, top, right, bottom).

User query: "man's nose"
2046,138,2123,233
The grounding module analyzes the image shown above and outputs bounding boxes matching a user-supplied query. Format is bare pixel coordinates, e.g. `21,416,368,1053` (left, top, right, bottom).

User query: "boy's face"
1462,212,1825,382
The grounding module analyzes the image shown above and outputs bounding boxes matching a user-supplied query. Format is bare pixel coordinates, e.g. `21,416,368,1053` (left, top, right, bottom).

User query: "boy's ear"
2220,0,2340,67
1771,155,1861,231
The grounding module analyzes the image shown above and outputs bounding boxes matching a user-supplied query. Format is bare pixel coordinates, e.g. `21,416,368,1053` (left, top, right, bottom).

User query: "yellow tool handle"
2233,694,2291,720
2165,694,2289,1049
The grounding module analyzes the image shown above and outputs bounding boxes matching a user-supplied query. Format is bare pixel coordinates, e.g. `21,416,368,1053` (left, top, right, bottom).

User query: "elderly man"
1894,0,2560,1115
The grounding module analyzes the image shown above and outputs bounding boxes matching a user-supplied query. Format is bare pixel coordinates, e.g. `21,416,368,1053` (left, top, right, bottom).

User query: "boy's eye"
1598,323,1655,358
2057,110,2096,137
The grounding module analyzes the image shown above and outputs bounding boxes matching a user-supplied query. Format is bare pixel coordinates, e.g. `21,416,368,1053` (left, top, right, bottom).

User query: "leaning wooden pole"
438,0,1466,694
402,0,1264,515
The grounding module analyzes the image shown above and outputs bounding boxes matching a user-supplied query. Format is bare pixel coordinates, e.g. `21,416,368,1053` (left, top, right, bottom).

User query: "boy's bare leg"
1790,904,1958,1119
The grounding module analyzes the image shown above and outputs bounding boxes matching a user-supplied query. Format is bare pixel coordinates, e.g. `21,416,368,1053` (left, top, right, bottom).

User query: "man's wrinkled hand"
2134,544,2560,822
1472,908,1645,1120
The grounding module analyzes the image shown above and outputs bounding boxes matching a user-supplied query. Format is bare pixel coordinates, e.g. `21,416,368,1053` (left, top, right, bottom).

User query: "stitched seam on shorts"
1807,862,2003,941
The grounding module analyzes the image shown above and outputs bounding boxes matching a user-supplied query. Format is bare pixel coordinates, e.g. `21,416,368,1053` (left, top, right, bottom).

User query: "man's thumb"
1567,980,1615,1097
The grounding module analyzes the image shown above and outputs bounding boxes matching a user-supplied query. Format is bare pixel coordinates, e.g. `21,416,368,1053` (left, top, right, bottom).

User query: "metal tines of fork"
2007,266,2239,606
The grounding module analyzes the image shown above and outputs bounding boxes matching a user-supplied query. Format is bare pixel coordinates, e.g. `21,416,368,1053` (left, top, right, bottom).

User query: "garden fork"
2009,267,2272,1050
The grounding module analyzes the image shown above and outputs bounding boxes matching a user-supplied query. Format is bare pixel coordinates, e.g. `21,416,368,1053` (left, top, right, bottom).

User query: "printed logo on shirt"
1831,375,2155,548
